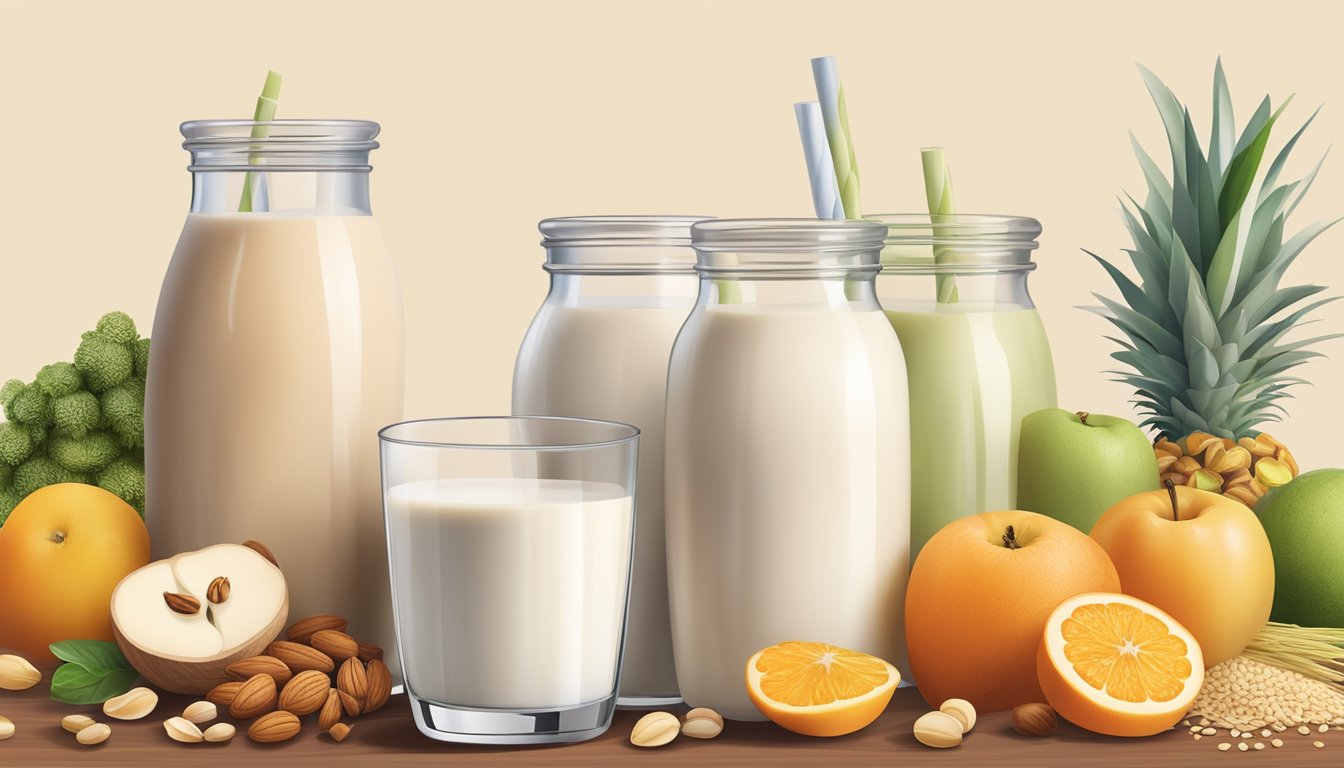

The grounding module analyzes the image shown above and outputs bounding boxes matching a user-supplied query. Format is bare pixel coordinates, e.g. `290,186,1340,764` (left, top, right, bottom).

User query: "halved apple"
110,543,288,694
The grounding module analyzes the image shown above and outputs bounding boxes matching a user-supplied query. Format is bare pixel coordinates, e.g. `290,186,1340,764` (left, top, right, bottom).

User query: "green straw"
238,70,282,213
921,147,959,303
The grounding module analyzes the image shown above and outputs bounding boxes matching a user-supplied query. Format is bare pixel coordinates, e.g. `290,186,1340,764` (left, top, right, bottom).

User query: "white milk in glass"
385,477,633,709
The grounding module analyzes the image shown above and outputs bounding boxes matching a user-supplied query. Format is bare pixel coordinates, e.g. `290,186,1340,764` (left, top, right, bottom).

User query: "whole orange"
905,510,1120,713
0,483,150,661
1090,484,1274,668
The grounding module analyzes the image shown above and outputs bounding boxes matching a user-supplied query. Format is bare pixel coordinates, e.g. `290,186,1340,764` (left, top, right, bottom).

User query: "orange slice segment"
745,641,900,737
1037,592,1204,737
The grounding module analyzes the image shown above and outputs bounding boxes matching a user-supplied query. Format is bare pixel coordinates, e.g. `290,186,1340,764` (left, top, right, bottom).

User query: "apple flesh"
1017,409,1160,533
1255,469,1344,628
1090,485,1273,668
111,543,288,694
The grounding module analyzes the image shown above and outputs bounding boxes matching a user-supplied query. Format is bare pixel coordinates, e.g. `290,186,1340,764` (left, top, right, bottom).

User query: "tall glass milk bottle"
514,216,708,707
146,120,404,673
874,214,1056,563
665,219,911,721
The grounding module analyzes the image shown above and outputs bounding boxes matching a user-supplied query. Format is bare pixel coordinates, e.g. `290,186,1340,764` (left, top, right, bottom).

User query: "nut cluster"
1155,432,1297,507
630,708,724,748
913,699,978,748
202,613,390,744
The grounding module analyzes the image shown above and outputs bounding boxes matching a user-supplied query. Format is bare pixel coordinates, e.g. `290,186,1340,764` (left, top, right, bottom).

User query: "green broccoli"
0,311,148,524
100,379,145,449
12,456,82,497
95,312,138,344
7,385,51,425
75,334,133,393
53,391,101,439
98,458,145,514
132,338,151,379
49,432,120,473
35,362,83,398
0,422,33,466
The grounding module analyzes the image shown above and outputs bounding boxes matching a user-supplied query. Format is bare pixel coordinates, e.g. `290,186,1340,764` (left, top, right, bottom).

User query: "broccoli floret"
34,362,83,398
12,456,80,497
132,338,151,380
100,379,145,448
49,432,120,473
25,422,48,447
0,379,24,410
75,333,134,393
95,312,139,344
53,391,101,439
0,460,12,488
7,385,51,426
98,458,145,515
0,487,23,526
0,422,34,466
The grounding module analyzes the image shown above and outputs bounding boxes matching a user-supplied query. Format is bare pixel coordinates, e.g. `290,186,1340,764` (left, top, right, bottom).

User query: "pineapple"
1087,60,1338,508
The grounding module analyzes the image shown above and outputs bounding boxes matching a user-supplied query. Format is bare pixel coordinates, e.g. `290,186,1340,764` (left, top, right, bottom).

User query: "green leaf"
49,663,138,705
1131,132,1173,211
48,639,138,705
1208,58,1235,188
1260,105,1320,196
1086,250,1160,318
1182,109,1222,268
1205,206,1242,315
1285,150,1328,219
49,640,132,672
1218,96,1291,229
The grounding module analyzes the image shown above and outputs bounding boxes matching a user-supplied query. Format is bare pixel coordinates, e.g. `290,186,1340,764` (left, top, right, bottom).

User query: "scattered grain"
1321,724,1330,733
1218,743,1231,751
1314,740,1325,749
1261,729,1271,737
1254,742,1265,750
1189,656,1344,730
1238,742,1249,752
1201,727,1217,735
1272,738,1284,747
1300,726,1312,735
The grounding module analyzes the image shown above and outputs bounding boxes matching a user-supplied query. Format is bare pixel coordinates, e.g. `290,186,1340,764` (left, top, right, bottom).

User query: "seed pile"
1188,656,1344,730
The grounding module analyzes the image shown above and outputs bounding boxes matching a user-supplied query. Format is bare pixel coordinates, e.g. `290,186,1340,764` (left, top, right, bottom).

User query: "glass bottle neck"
697,273,882,310
545,271,698,308
876,268,1036,312
189,170,372,215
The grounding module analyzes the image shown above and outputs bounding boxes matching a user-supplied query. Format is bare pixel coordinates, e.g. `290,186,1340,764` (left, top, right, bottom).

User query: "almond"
364,659,392,713
242,539,279,567
0,715,13,740
0,654,41,690
164,716,204,743
206,681,244,708
328,722,351,743
202,722,236,743
248,710,301,744
339,690,363,718
278,670,330,716
62,714,97,734
182,700,218,725
226,655,294,686
229,673,278,720
286,614,348,644
356,643,384,663
76,722,112,746
318,688,342,732
104,686,159,720
206,576,231,604
337,658,368,710
311,630,359,661
267,640,335,674
163,591,201,615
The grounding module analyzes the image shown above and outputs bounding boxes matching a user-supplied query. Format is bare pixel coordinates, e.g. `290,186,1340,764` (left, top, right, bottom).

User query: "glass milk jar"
874,214,1056,563
665,219,911,721
513,216,709,707
146,120,404,673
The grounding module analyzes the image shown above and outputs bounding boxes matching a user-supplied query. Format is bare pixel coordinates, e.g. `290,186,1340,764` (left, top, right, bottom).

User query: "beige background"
2,0,1342,468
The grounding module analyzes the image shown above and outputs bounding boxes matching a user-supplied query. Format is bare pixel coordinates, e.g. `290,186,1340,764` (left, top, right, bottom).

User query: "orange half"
1037,592,1203,737
745,641,900,737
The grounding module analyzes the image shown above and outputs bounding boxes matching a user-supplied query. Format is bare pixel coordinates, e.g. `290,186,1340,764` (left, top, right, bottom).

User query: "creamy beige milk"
146,213,404,672
385,477,633,709
665,304,911,721
513,300,689,701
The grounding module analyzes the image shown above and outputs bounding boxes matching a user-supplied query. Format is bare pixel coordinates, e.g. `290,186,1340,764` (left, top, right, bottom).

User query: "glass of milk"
872,215,1056,564
514,215,709,708
664,219,911,720
378,416,639,744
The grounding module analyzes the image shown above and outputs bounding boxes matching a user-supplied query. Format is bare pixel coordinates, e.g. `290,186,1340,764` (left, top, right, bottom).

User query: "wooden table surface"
3,677,1340,768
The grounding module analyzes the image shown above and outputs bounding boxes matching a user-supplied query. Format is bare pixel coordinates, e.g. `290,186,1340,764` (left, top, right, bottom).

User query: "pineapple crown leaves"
1084,59,1342,441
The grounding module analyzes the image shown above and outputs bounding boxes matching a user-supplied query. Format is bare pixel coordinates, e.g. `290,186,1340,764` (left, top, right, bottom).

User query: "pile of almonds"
204,613,392,744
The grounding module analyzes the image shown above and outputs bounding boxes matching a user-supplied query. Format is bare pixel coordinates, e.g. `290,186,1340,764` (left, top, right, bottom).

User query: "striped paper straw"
795,101,844,219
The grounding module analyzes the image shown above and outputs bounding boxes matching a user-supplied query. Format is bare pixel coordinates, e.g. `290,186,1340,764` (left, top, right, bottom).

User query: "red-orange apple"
1090,483,1273,668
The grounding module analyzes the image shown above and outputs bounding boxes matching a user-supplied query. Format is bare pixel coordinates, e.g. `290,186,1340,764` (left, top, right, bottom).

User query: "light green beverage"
885,303,1057,560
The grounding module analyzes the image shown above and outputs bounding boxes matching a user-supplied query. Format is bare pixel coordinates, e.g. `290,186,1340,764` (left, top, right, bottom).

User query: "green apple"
1255,468,1344,627
1015,409,1160,533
